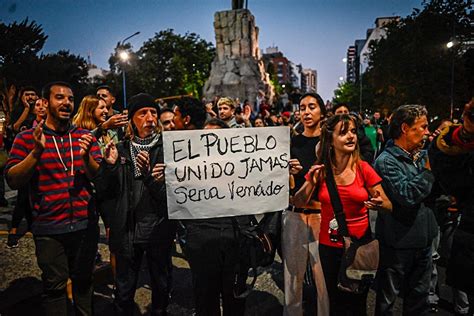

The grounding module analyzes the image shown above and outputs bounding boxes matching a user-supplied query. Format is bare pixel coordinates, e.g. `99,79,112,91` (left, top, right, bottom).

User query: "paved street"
0,188,461,315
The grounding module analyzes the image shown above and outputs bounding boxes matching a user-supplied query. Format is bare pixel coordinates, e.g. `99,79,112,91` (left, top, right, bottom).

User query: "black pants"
185,223,246,316
34,225,99,316
375,245,432,316
114,240,174,316
11,187,32,229
319,244,369,316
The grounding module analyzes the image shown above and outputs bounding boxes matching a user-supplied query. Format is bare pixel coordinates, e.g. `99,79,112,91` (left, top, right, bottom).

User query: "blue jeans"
375,245,432,316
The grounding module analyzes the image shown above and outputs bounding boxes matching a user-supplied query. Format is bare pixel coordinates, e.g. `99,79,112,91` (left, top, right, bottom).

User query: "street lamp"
119,31,140,109
342,56,363,113
446,40,455,120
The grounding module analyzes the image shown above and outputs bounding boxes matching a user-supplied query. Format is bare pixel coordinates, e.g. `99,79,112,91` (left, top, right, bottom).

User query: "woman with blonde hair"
73,95,119,273
293,114,392,315
73,95,118,148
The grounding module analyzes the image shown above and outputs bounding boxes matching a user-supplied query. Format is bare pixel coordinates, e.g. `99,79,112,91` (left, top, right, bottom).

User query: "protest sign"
163,126,290,219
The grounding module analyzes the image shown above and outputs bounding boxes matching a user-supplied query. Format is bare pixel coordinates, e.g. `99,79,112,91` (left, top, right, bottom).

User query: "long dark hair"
316,114,360,182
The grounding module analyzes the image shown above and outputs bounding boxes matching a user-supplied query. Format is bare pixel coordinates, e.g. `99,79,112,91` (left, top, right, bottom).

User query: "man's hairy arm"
7,121,45,189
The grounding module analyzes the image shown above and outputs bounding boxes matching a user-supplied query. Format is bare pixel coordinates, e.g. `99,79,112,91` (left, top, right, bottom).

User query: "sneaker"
6,234,19,248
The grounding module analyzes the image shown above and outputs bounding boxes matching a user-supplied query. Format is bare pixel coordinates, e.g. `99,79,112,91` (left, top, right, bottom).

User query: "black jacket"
100,135,176,256
429,125,474,293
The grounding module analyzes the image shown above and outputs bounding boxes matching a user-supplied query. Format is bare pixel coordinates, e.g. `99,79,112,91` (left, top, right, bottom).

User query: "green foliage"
266,62,281,95
0,19,89,114
333,81,358,106
0,18,47,65
104,29,215,102
365,0,472,118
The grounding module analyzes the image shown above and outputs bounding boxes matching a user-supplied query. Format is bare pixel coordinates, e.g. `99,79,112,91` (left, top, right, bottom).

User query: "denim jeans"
375,245,432,315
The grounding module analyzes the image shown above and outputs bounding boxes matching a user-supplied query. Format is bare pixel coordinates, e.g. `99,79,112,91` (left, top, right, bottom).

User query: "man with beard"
102,93,176,316
172,98,252,315
159,108,175,131
11,86,39,134
5,81,104,315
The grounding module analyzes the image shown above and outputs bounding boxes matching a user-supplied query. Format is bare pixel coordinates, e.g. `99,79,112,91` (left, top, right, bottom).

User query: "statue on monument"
232,0,244,10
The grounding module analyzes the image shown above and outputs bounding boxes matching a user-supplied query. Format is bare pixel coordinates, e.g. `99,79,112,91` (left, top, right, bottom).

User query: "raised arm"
6,121,45,189
292,164,324,208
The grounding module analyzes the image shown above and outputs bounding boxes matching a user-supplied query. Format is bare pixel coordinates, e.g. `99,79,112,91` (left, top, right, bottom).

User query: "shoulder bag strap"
325,165,350,237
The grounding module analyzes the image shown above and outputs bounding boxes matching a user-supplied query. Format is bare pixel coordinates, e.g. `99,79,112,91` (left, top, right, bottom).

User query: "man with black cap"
102,93,176,316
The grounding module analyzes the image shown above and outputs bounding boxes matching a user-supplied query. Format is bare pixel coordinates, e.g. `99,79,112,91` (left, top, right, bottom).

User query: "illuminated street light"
446,40,455,120
339,76,344,81
119,31,140,109
119,51,129,61
342,57,347,63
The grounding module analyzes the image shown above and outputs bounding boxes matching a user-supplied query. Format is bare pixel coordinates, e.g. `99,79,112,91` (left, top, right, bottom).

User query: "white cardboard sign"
163,126,290,219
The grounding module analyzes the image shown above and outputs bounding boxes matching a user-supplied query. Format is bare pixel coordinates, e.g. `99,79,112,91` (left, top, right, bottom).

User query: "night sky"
0,0,422,101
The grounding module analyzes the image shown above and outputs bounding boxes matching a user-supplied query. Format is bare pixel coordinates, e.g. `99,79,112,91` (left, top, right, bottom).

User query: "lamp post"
447,40,455,120
342,56,362,113
359,62,363,115
119,32,140,109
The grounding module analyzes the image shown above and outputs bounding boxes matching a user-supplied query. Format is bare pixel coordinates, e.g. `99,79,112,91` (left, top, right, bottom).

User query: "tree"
36,50,90,100
0,18,47,66
104,29,215,104
0,19,89,114
0,19,48,119
266,62,282,95
333,82,358,107
365,0,472,118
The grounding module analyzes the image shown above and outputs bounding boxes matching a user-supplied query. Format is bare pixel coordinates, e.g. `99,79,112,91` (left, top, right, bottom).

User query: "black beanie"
127,93,160,119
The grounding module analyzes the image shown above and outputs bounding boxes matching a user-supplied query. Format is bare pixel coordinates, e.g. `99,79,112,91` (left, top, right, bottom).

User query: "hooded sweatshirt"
5,124,102,235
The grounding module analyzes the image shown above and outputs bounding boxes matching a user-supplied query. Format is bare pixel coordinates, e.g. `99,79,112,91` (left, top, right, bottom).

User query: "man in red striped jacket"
5,81,104,316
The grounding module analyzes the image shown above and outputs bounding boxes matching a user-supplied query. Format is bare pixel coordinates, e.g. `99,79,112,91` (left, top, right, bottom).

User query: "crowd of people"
2,81,473,316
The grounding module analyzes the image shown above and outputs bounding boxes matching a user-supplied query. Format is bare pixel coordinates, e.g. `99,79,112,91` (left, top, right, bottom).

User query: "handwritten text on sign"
163,126,290,219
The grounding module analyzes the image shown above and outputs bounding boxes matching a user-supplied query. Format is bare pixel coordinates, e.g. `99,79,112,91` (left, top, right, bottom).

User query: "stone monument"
203,9,274,105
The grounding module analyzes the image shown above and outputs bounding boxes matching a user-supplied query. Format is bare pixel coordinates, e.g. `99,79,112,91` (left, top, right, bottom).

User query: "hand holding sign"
289,158,302,175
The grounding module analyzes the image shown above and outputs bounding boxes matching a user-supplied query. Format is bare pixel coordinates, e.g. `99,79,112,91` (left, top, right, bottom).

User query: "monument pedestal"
203,9,274,105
